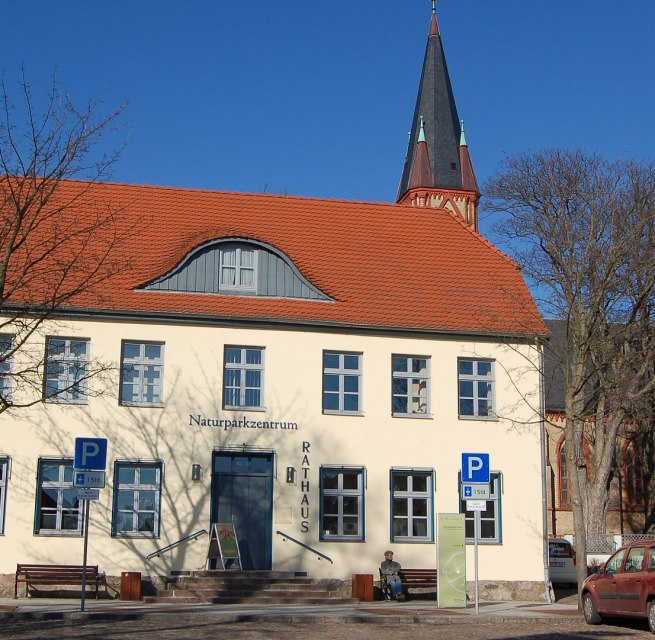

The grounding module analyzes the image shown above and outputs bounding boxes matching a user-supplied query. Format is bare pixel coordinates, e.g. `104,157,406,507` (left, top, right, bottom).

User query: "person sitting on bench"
381,550,404,601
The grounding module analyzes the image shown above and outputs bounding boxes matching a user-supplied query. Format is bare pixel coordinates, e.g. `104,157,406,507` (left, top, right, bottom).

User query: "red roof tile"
6,179,547,337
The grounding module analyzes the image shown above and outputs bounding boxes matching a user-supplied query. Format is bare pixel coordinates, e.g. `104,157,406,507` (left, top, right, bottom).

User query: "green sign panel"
437,513,466,608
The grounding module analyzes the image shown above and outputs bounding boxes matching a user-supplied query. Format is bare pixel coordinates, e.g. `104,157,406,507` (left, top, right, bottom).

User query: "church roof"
7,178,547,338
397,11,466,200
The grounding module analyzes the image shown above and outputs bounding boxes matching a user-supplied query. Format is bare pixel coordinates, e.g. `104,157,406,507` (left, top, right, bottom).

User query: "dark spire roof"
397,8,464,201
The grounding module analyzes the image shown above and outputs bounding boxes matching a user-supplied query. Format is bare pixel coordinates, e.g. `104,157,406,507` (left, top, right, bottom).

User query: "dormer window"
219,245,256,292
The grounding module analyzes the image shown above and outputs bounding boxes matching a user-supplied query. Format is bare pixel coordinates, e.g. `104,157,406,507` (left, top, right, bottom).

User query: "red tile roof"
8,179,547,337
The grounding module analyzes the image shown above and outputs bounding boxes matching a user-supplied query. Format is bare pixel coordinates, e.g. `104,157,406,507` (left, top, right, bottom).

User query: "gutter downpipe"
538,336,554,603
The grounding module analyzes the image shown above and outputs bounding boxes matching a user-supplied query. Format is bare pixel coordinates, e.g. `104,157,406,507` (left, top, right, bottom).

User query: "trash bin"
351,573,374,602
120,571,142,601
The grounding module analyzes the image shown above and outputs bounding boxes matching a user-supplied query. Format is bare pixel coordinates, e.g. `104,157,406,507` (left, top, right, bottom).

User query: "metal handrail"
146,529,208,560
276,530,333,564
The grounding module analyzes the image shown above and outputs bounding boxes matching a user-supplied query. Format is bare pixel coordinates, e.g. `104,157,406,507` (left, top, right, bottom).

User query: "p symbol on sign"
462,452,490,483
81,442,99,466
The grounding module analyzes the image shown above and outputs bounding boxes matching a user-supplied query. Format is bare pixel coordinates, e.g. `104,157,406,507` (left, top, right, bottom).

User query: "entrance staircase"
144,570,359,605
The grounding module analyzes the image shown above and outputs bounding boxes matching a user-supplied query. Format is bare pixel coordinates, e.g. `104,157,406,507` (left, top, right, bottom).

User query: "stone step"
144,594,358,605
168,576,316,587
167,582,328,593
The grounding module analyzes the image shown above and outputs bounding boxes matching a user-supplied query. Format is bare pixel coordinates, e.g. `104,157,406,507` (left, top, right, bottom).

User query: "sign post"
461,453,490,615
74,437,107,613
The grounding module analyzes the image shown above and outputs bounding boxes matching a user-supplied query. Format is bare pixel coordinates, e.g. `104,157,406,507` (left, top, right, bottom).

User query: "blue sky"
4,1,655,236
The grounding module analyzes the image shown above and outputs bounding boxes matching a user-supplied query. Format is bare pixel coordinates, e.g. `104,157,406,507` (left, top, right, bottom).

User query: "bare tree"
0,70,128,413
485,149,655,588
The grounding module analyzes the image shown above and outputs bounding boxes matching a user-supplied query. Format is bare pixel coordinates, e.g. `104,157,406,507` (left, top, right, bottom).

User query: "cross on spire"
431,0,437,14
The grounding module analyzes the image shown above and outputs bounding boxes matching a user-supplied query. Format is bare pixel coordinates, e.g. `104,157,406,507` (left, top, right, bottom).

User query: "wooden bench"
15,563,102,599
399,568,438,593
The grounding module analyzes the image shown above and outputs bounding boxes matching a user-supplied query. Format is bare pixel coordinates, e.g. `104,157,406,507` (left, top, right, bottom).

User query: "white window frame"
35,459,82,536
223,346,265,410
120,341,165,406
0,457,8,534
322,351,362,414
112,461,162,537
219,245,257,292
458,358,495,418
44,337,90,403
0,334,14,406
390,469,434,542
392,355,430,417
460,472,502,544
320,466,365,541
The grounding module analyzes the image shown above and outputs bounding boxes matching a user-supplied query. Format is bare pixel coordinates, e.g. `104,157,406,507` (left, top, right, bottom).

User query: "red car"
582,539,655,632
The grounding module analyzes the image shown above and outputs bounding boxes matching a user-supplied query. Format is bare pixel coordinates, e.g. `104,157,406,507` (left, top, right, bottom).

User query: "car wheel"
583,592,602,625
648,600,655,634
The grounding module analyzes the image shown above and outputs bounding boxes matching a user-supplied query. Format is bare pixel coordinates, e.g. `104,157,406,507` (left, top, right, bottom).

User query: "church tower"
397,4,480,231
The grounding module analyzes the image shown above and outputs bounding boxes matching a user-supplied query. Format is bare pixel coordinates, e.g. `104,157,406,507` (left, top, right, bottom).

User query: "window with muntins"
0,457,8,534
391,470,433,541
458,358,495,418
392,356,430,416
320,467,364,541
223,347,264,409
44,337,90,403
112,462,162,537
219,245,256,292
322,352,362,414
35,459,82,535
120,342,164,406
460,472,501,544
0,334,13,405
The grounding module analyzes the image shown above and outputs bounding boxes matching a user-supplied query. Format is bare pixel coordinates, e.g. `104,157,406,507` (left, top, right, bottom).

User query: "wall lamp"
191,464,204,482
286,467,297,484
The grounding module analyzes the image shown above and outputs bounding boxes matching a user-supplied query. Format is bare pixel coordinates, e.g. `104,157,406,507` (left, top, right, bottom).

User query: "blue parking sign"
74,437,108,470
462,453,490,483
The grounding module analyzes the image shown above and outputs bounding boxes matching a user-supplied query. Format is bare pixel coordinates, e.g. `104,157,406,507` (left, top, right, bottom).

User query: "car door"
613,546,647,614
594,548,626,613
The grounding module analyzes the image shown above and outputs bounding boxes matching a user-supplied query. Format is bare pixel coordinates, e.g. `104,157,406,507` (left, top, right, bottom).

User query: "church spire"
396,4,479,231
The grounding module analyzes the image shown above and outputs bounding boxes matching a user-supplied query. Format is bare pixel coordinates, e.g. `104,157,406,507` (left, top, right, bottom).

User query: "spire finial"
460,119,467,146
418,116,426,143
432,0,437,14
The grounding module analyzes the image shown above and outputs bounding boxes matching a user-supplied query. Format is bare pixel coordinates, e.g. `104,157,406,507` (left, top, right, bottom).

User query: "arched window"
557,437,591,509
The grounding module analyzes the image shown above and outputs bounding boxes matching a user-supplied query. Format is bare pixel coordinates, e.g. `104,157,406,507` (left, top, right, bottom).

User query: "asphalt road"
2,616,653,640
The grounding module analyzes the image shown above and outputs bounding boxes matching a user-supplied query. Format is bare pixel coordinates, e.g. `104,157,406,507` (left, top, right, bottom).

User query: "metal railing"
276,530,333,564
146,529,208,560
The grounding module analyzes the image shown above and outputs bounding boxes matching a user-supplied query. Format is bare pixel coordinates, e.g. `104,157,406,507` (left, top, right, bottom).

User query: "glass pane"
118,467,137,485
140,467,158,485
459,380,473,397
143,366,160,383
412,358,428,374
63,466,74,482
47,339,66,356
239,249,255,267
459,399,474,415
224,388,240,406
42,464,60,482
221,247,236,266
233,457,248,472
342,496,359,515
144,344,161,360
123,343,141,359
342,517,359,535
343,355,359,370
117,490,135,510
62,489,79,509
138,491,156,511
465,519,474,538
323,353,339,369
323,374,339,392
477,361,492,376
478,400,489,416
71,340,88,357
138,513,155,532
41,488,59,509
343,375,359,392
477,381,492,399
323,392,339,411
214,456,231,473
322,496,339,514
393,520,408,537
250,457,270,473
225,369,241,386
480,520,496,539
392,356,408,373
392,378,407,394
244,389,261,406
245,349,261,365
458,360,473,375
342,472,359,490
413,520,428,537
392,396,407,413
412,499,428,517
322,516,338,535
61,512,80,530
117,513,133,533
239,268,254,287
225,348,242,364
393,474,408,492
393,498,408,516
40,513,57,529
412,475,428,492
245,370,261,387
343,393,359,412
322,471,339,490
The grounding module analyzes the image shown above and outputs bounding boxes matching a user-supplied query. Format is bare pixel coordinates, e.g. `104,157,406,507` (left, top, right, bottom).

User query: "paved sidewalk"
0,596,581,624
